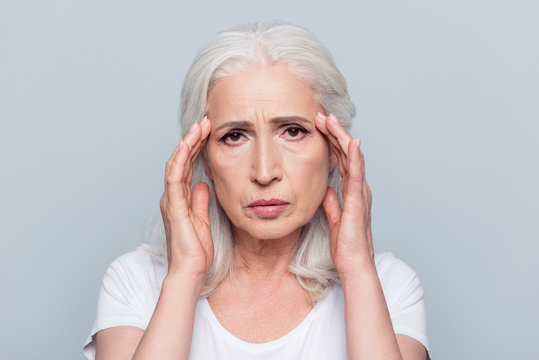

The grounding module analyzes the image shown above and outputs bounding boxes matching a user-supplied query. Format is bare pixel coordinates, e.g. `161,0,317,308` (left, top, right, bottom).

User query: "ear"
329,152,338,173
203,150,214,180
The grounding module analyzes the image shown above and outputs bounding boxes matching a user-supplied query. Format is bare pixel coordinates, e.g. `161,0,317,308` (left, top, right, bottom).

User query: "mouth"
247,199,290,217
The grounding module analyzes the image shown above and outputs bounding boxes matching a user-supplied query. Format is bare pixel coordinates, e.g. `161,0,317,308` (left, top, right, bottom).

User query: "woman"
84,20,429,359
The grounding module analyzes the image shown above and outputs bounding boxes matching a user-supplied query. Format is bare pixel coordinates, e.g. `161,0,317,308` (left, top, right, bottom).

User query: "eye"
220,130,246,145
282,125,308,140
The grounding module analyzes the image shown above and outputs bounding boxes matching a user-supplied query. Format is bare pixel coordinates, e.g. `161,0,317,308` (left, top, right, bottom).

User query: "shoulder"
374,252,417,282
101,244,167,303
374,252,429,350
83,245,166,358
107,244,162,273
374,252,423,308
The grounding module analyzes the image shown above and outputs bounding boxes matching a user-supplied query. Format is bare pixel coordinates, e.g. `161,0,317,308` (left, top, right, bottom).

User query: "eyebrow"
214,116,311,132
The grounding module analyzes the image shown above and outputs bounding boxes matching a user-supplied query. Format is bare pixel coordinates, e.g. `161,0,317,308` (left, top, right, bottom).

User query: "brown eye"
220,130,246,146
287,128,300,137
283,126,308,140
228,132,242,142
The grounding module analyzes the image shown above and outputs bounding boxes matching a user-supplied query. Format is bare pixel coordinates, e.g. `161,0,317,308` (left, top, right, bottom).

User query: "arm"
130,273,205,360
95,117,214,360
94,269,205,360
96,327,143,360
315,113,427,360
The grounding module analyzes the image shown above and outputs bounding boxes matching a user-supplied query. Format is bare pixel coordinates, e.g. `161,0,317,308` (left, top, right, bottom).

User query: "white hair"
145,20,356,302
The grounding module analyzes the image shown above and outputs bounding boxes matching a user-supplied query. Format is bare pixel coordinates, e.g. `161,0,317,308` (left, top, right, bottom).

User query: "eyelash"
282,125,309,139
219,125,309,145
219,130,245,144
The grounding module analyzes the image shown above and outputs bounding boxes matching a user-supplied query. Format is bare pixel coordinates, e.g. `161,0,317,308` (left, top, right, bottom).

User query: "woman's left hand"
315,113,374,277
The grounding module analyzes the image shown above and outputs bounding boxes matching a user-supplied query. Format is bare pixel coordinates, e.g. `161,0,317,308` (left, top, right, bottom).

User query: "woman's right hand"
160,116,213,282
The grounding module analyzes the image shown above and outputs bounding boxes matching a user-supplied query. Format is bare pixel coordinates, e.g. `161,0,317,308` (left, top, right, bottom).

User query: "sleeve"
376,253,429,352
82,249,155,359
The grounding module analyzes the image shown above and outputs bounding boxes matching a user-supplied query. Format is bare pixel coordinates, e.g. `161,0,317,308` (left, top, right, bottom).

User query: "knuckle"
165,175,178,185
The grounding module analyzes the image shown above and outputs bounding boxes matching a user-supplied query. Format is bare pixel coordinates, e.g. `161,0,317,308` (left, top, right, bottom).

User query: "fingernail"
189,122,199,131
178,141,184,151
200,116,209,126
316,112,326,119
329,114,338,124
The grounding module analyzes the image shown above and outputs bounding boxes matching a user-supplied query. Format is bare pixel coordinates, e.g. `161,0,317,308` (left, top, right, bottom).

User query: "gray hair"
146,20,356,302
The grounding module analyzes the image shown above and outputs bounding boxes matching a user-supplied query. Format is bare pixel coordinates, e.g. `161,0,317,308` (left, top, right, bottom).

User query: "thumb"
322,187,342,230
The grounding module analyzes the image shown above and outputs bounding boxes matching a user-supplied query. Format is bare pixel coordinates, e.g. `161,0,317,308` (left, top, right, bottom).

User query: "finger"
185,138,208,186
188,117,211,167
315,113,344,155
315,113,348,176
165,140,191,217
183,121,203,152
184,117,212,184
187,117,211,158
332,145,347,179
363,175,374,259
314,112,329,134
191,182,214,264
164,143,181,191
200,116,212,141
321,187,342,231
191,182,210,226
179,122,202,184
342,138,365,212
327,134,348,176
169,120,205,208
363,174,372,217
321,114,350,176
326,113,353,158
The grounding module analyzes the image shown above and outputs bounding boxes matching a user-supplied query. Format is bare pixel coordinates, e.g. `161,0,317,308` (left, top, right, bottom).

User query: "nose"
250,137,282,186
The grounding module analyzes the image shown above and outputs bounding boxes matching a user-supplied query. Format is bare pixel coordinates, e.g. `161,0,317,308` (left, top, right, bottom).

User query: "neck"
232,227,303,279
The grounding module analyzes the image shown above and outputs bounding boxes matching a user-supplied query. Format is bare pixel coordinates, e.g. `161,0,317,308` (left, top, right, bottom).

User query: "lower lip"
249,204,289,217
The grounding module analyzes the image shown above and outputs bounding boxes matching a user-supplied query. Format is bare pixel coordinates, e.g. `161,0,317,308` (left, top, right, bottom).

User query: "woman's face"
205,64,334,241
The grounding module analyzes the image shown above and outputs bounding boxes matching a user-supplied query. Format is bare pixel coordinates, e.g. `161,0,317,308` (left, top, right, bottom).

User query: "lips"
248,199,290,217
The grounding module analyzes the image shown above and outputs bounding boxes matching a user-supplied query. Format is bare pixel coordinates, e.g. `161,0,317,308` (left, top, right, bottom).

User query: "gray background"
1,0,537,359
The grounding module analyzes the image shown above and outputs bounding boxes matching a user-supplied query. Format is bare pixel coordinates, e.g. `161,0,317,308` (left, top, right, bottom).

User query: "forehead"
207,64,320,122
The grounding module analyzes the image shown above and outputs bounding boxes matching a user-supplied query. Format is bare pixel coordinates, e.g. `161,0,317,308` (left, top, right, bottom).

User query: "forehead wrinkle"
270,116,311,126
213,116,313,133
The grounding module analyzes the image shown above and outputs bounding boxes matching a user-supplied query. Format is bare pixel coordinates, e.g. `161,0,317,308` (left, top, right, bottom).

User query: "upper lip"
248,199,289,207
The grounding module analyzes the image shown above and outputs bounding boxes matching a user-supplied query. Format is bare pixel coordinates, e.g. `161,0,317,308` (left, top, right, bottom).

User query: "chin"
233,218,306,242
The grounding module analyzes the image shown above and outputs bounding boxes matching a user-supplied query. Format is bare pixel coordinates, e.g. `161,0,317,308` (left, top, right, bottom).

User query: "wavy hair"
146,20,356,302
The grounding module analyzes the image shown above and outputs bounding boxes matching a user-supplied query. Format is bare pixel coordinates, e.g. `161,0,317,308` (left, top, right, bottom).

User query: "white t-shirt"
83,244,429,359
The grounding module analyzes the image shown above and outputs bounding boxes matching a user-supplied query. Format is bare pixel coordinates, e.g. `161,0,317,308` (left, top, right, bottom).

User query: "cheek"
206,141,245,178
208,160,236,193
286,141,330,195
206,146,246,209
295,137,330,172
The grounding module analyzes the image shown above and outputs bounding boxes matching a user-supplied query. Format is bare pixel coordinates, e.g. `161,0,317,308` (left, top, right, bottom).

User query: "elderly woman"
83,20,429,359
